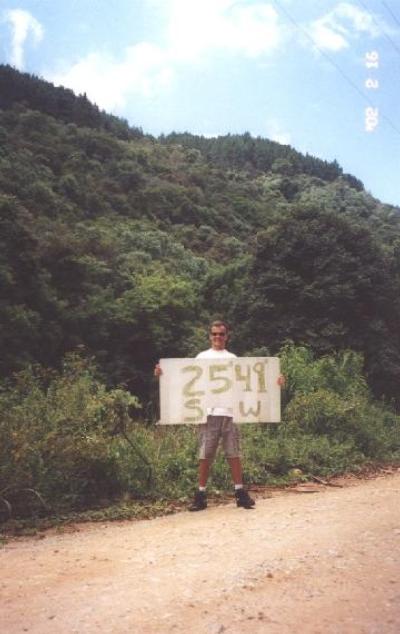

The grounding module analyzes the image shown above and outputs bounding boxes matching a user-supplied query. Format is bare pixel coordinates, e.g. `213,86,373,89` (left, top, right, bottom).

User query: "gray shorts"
198,416,241,461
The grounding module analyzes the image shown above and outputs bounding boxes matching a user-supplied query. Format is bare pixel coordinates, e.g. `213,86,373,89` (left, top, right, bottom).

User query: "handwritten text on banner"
158,357,280,425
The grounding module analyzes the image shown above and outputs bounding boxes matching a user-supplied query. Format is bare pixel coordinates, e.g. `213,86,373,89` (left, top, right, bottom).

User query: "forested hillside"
1,63,400,404
1,64,400,521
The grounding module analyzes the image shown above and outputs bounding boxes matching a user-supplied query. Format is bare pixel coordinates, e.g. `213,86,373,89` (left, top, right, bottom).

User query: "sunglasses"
210,332,227,337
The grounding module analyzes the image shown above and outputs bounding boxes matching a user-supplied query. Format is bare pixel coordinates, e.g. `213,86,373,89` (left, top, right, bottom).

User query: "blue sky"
1,0,399,206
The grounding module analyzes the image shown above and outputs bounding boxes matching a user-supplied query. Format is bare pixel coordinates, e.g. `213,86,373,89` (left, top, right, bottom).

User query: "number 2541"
182,361,267,396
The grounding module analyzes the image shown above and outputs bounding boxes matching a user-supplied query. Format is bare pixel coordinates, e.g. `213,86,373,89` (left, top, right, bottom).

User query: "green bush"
110,425,199,498
0,353,141,517
280,344,400,464
1,345,399,522
240,425,365,479
280,344,368,402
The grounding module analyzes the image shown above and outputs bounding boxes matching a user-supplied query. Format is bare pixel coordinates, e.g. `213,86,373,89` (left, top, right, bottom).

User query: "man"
190,320,255,511
155,320,284,511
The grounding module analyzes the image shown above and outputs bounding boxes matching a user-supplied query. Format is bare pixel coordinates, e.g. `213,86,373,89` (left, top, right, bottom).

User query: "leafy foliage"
160,132,347,183
0,64,142,139
1,67,400,523
1,346,398,522
234,206,400,400
1,67,400,403
0,353,141,518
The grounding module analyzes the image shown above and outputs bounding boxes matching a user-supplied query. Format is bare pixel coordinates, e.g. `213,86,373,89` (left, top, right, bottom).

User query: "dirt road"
1,471,399,634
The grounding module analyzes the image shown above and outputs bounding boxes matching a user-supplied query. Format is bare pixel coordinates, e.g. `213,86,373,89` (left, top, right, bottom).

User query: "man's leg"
227,456,243,485
189,420,217,511
223,419,255,509
189,459,211,511
199,458,210,487
223,420,243,485
229,455,255,508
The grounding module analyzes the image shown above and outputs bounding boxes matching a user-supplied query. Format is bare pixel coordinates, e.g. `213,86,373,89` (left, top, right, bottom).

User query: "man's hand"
154,363,162,377
277,374,285,387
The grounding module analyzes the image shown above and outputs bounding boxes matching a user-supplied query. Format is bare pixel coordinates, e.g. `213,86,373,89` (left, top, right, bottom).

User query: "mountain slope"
1,65,399,402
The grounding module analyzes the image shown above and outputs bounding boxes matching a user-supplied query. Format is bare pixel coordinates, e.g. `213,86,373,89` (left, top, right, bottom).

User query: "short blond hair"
209,320,229,334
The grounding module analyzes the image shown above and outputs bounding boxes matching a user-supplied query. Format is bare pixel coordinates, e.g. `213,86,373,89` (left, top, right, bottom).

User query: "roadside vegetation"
1,346,399,532
1,65,400,532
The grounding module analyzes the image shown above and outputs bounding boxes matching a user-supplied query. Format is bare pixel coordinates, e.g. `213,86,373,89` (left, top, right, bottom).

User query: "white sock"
234,484,243,490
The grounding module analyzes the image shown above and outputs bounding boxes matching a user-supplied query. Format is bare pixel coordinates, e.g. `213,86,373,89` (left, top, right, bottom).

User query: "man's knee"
199,446,217,461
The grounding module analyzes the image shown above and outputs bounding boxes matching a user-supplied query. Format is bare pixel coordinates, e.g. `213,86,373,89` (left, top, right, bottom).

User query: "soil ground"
1,470,400,634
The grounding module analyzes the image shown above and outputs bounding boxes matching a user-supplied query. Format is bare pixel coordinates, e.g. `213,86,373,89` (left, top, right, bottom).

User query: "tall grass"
0,346,399,520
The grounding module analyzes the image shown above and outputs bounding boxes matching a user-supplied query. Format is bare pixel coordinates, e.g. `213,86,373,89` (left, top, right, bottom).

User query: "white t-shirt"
195,348,237,417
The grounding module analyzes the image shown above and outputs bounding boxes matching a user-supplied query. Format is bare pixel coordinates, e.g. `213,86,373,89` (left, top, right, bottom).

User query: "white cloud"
334,3,379,35
309,2,379,52
167,0,282,60
50,43,174,112
265,118,291,145
310,21,348,52
167,0,282,61
49,1,284,112
3,9,44,69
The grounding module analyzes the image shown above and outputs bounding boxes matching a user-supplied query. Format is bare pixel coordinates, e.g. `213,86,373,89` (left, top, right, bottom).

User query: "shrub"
1,345,399,522
281,342,400,462
280,344,368,402
0,353,141,517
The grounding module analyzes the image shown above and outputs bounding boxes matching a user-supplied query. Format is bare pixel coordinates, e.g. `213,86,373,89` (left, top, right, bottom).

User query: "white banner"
158,357,281,425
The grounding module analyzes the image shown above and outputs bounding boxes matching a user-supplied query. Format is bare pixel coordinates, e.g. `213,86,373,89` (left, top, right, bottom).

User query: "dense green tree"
0,196,61,373
1,66,400,406
161,132,348,184
0,64,143,139
236,206,400,399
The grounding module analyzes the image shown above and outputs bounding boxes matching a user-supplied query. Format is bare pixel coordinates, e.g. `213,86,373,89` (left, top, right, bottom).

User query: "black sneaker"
235,488,255,509
189,490,207,511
